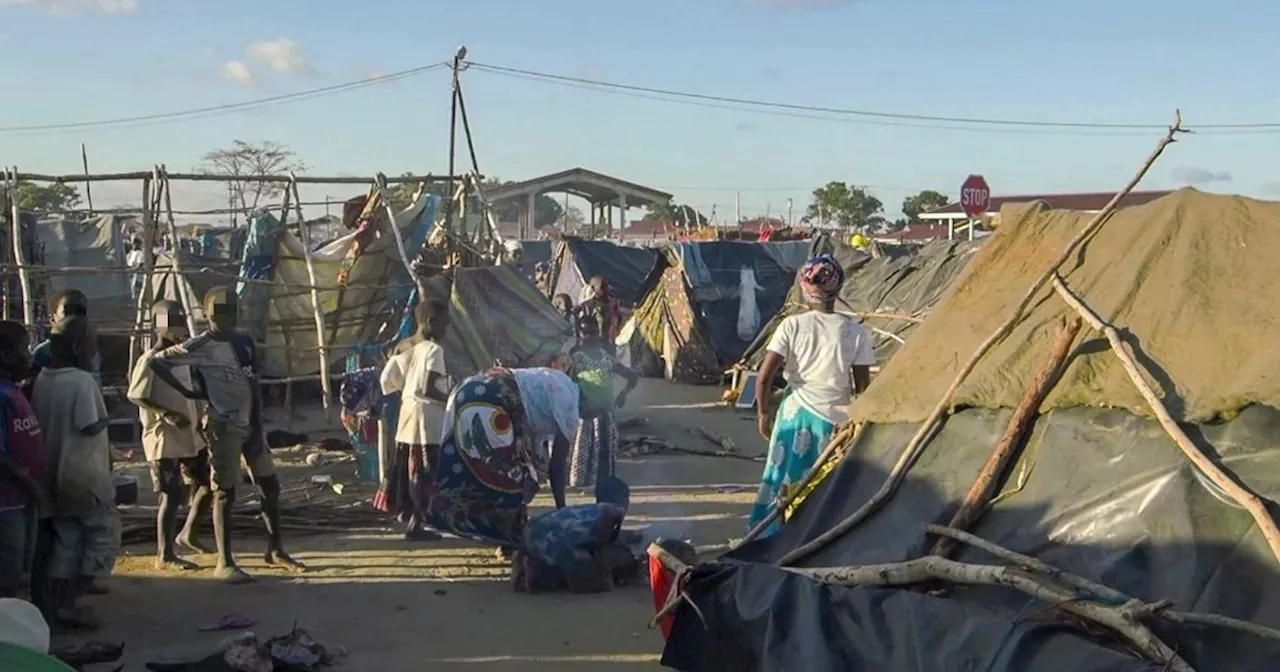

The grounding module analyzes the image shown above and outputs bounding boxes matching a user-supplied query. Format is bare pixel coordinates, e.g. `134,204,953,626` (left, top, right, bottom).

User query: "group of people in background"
0,284,304,636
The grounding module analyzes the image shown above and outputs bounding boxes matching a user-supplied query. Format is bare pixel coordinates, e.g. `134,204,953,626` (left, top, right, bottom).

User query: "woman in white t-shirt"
376,299,451,541
748,255,875,537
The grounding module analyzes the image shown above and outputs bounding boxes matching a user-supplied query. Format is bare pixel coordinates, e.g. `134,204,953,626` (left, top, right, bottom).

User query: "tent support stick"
373,173,428,300
274,185,299,429
926,524,1280,644
776,111,1187,568
7,167,33,328
128,175,156,366
931,316,1080,558
158,166,197,333
289,174,332,413
1052,274,1280,567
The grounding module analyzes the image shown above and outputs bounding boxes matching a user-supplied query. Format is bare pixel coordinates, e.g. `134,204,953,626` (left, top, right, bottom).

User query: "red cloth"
648,554,678,640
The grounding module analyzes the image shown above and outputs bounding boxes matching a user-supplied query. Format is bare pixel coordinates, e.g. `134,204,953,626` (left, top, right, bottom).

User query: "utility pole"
443,45,468,236
735,192,741,227
786,198,793,227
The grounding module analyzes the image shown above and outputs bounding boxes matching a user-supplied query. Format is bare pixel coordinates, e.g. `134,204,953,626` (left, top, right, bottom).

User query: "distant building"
920,190,1175,229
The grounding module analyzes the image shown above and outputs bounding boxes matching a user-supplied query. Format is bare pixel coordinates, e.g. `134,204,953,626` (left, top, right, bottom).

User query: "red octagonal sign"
960,174,990,218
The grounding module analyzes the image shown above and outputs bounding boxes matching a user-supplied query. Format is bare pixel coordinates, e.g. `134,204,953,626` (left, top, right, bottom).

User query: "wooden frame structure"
0,165,488,435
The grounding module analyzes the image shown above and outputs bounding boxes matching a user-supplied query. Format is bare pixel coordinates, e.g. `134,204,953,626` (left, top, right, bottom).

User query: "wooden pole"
2,170,10,321
931,317,1081,558
158,167,196,334
1051,274,1280,567
776,111,1188,568
289,174,332,412
7,167,33,329
128,175,155,366
80,144,94,215
273,184,298,429
10,171,454,185
374,173,428,300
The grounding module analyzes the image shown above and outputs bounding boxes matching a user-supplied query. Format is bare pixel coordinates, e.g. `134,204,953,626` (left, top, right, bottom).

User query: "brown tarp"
852,187,1280,424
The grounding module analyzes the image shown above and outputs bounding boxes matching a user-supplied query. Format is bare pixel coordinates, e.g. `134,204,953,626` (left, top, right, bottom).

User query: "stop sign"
960,174,990,218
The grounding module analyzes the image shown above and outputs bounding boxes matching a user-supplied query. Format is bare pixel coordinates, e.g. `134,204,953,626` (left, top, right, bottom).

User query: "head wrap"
799,255,845,304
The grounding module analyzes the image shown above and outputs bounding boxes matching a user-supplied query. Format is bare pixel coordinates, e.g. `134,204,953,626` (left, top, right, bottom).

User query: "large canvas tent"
545,238,665,305
618,241,801,384
737,235,982,373
661,189,1280,671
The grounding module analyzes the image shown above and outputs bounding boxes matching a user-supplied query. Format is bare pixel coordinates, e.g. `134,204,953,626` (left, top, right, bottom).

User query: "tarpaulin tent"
34,214,135,324
418,264,573,379
617,241,799,384
661,189,1280,671
250,194,434,378
546,238,665,306
737,235,981,373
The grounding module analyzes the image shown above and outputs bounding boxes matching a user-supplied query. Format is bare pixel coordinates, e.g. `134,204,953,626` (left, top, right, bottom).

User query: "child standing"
0,322,43,599
127,300,209,570
377,299,451,541
30,316,117,630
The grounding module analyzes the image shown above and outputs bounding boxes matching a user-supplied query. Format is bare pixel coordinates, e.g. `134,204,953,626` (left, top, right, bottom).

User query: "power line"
0,62,450,135
468,61,1280,133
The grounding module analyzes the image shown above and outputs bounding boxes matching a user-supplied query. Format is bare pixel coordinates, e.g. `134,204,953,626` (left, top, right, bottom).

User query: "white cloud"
1171,167,1232,186
247,38,310,75
219,60,257,87
0,0,138,14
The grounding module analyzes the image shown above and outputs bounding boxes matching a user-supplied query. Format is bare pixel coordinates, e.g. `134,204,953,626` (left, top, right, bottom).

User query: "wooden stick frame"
288,173,332,412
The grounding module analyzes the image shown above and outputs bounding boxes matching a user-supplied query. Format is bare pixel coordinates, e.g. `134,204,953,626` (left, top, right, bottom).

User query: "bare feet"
264,550,307,573
215,565,256,585
155,556,199,571
175,535,211,555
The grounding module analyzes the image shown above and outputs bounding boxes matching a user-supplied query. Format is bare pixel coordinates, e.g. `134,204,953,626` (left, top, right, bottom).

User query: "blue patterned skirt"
747,391,837,538
425,368,538,547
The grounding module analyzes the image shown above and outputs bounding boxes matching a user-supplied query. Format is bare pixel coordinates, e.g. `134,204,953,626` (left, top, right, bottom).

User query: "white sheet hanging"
737,266,763,341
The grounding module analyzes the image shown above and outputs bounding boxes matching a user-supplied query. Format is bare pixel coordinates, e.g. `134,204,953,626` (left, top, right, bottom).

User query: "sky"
1,0,1278,224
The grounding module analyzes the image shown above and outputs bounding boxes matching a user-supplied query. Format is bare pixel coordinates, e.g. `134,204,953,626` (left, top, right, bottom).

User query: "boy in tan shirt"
128,300,210,570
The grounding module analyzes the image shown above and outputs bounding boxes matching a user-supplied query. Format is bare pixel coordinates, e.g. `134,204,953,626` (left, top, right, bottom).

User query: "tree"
645,202,708,228
900,189,950,225
14,181,82,212
200,140,308,213
803,181,886,232
556,204,586,232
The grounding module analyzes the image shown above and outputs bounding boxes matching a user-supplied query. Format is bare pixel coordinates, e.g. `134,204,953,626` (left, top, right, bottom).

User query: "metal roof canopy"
485,167,672,207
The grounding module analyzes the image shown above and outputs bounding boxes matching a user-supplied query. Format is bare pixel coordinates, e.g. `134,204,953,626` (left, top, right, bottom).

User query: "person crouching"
30,316,118,630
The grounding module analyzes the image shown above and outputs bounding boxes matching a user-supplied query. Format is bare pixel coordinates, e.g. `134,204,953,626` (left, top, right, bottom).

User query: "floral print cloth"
747,390,837,538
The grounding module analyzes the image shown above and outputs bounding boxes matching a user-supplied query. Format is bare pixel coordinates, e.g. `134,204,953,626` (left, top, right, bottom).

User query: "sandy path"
63,380,765,671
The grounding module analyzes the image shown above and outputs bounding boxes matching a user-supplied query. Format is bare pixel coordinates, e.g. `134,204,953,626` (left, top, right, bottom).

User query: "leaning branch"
1050,274,1280,566
776,111,1188,567
925,524,1280,643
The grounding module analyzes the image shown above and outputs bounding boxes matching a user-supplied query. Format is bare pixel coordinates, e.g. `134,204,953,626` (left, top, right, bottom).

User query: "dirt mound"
852,187,1280,424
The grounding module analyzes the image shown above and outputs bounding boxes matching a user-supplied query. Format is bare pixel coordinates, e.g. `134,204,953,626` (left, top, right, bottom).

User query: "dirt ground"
65,379,766,671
